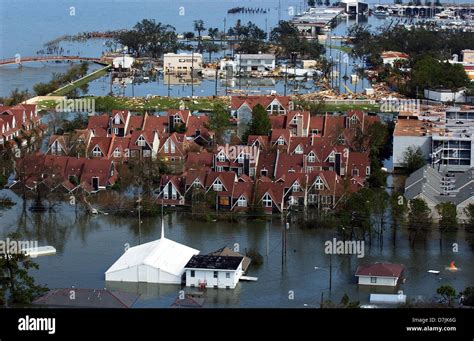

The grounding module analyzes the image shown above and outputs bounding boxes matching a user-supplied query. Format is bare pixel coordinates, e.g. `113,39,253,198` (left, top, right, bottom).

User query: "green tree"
408,198,432,248
207,103,231,144
242,104,271,143
201,41,221,62
194,20,206,53
401,146,427,174
460,287,474,306
436,202,458,231
0,88,30,106
0,232,48,306
271,21,324,59
436,285,456,306
193,20,206,39
411,56,470,96
207,27,219,40
463,203,474,250
117,19,180,58
390,192,408,245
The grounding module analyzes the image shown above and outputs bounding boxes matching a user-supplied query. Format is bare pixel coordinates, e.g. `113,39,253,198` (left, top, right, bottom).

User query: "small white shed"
113,55,135,69
355,263,404,287
184,255,244,289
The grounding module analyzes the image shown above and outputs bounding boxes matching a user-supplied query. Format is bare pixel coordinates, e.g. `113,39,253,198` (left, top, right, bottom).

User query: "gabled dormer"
313,176,326,190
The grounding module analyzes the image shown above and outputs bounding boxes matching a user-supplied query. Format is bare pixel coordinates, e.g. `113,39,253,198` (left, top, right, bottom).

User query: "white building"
163,53,203,74
355,263,404,287
184,255,244,289
381,51,409,67
113,55,135,70
424,88,471,104
234,53,275,73
340,0,368,15
105,224,200,284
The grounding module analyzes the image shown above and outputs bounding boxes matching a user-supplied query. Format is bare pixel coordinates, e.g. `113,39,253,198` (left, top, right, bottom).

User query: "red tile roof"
355,263,404,278
231,95,292,111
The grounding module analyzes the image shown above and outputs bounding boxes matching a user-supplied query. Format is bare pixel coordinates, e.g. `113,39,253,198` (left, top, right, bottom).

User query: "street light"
167,63,171,97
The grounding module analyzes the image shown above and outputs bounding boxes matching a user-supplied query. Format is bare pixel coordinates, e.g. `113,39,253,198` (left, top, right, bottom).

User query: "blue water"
0,0,428,96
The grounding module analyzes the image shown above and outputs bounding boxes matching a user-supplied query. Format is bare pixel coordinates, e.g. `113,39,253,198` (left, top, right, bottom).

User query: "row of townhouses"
0,103,42,147
15,96,378,210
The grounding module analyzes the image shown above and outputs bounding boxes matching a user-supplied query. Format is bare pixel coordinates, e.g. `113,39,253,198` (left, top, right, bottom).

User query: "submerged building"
105,223,200,284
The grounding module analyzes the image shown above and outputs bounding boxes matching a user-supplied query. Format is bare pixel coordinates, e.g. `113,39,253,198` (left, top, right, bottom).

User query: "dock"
23,246,57,257
240,276,258,282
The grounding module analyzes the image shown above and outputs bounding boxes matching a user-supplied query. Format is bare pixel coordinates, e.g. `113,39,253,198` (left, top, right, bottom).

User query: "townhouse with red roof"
13,153,118,193
230,95,293,122
0,104,42,147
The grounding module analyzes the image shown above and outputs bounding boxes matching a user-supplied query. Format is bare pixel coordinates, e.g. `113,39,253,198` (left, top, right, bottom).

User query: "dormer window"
92,145,102,157
237,196,247,207
308,152,316,163
262,193,272,207
294,145,303,154
113,148,121,157
137,135,146,147
218,152,226,162
174,115,181,124
315,177,324,190
292,182,300,192
192,179,201,188
352,168,359,177
114,115,121,125
328,152,335,163
213,179,223,191
277,137,285,145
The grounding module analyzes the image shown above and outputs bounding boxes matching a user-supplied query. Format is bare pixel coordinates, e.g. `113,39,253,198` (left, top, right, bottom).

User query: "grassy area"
92,95,229,113
321,103,381,112
326,44,353,54
50,65,111,96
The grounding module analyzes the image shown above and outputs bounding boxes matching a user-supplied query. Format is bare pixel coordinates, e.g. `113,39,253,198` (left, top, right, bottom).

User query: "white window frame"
137,136,146,147
315,177,324,190
92,146,102,157
237,196,247,207
366,166,371,176
213,179,223,191
113,148,121,158
262,193,272,207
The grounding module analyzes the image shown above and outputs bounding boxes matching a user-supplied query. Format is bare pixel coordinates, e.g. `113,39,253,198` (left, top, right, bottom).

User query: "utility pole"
167,64,171,97
338,52,341,92
215,66,218,96
284,63,288,96
329,252,332,292
191,49,195,97
266,223,269,258
137,193,142,244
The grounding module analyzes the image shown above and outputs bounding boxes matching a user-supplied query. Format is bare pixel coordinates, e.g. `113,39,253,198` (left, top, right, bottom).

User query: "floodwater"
0,0,473,308
0,0,395,96
0,189,472,308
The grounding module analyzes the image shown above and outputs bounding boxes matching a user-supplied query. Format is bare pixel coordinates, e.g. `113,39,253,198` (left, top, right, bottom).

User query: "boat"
373,9,389,18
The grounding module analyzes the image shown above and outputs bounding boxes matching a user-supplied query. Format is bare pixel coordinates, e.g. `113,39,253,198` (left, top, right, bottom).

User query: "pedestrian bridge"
0,55,108,66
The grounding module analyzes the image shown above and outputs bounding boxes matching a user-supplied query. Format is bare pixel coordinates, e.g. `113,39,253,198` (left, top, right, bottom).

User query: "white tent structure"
105,220,200,284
